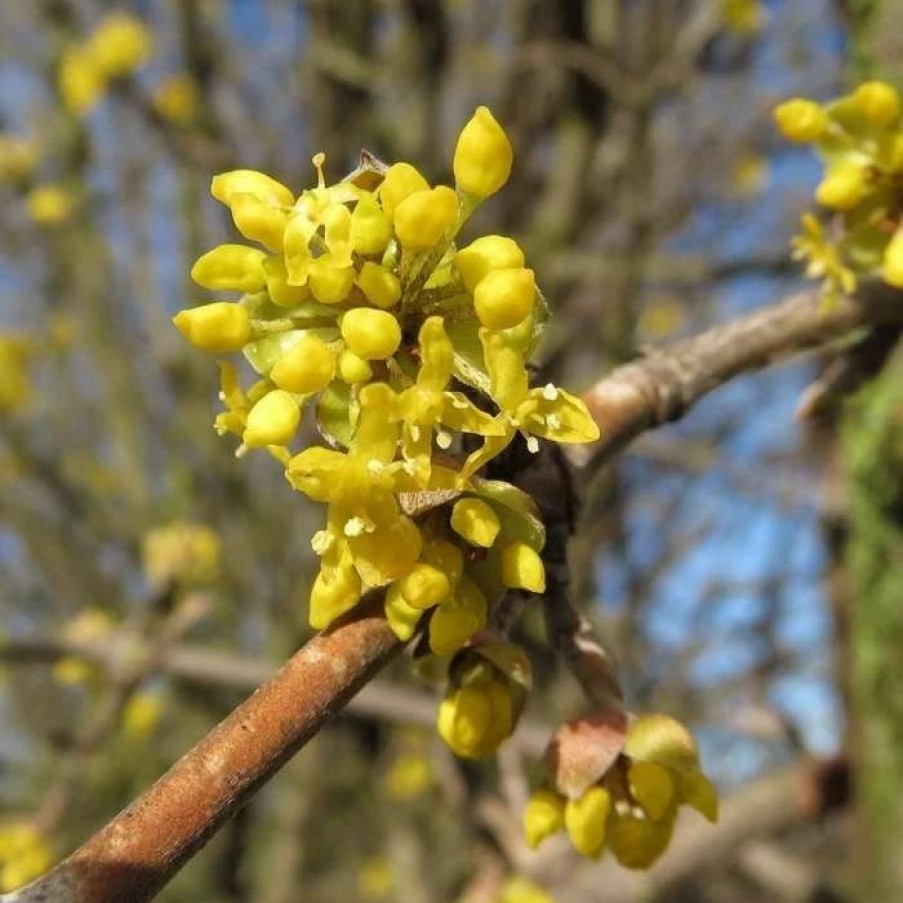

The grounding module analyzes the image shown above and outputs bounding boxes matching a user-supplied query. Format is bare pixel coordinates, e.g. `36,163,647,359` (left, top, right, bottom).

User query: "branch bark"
3,595,401,903
575,283,903,468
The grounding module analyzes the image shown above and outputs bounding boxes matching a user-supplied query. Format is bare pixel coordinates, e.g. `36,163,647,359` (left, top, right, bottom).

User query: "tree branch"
3,594,401,903
575,284,903,467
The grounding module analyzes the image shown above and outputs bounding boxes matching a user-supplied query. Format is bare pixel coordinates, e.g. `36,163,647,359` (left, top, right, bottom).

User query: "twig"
574,284,903,469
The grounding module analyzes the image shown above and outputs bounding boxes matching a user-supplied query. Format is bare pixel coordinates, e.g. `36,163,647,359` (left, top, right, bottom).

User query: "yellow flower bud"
385,582,424,640
211,170,294,209
393,186,459,251
453,106,513,198
151,74,198,125
88,13,152,79
191,244,268,292
774,98,828,143
501,542,546,593
853,81,900,126
379,162,430,217
270,335,336,394
474,267,535,331
608,812,674,869
883,229,903,288
173,302,251,352
26,185,74,225
59,46,105,116
337,348,373,383
324,204,353,268
310,560,362,630
564,786,611,858
307,256,355,304
356,262,401,309
455,235,525,293
429,578,487,655
340,308,402,360
229,192,289,250
242,389,300,447
350,196,392,255
263,256,310,307
815,162,867,210
421,539,464,586
450,498,500,548
439,680,514,759
349,516,423,585
523,788,566,849
398,563,451,610
628,761,674,821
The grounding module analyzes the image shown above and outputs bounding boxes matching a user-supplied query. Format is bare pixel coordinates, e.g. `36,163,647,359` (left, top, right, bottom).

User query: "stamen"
311,530,334,555
312,152,327,189
542,383,559,401
526,436,540,454
436,429,452,450
343,516,368,537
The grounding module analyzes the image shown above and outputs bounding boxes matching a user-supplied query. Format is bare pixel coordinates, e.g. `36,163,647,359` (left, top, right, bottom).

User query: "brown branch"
575,284,903,468
4,594,401,903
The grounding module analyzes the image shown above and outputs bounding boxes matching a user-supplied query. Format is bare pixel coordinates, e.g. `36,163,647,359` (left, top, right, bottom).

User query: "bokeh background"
2,2,901,901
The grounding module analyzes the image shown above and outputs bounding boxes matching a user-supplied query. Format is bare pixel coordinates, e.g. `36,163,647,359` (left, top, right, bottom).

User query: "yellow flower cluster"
775,81,903,299
0,333,34,413
174,107,599,654
720,0,765,35
0,134,37,183
51,608,116,686
142,521,221,588
59,13,152,116
151,74,200,125
524,715,717,868
0,822,52,891
437,642,530,759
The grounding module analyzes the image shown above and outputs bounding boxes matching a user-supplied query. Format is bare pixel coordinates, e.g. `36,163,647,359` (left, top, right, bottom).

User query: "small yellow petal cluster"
0,333,34,413
775,81,903,299
142,521,221,588
122,690,166,739
51,608,116,687
151,74,199,125
524,714,717,868
173,107,601,658
26,185,76,226
720,0,766,35
437,644,529,759
0,822,53,891
59,13,152,116
0,134,38,183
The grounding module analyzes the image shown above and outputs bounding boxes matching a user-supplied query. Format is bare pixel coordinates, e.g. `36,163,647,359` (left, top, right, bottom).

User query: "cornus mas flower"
174,106,600,770
774,80,903,300
524,714,718,868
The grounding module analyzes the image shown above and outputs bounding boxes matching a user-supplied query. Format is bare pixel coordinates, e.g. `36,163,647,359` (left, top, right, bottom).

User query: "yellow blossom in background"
152,74,200,125
776,81,903,300
720,0,765,34
142,521,221,588
59,45,105,115
0,135,38,183
0,822,53,891
357,856,394,900
52,608,116,686
87,13,153,79
497,876,556,903
637,297,686,340
58,13,151,116
122,690,165,738
386,751,435,800
0,333,34,413
729,152,769,196
26,185,75,225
